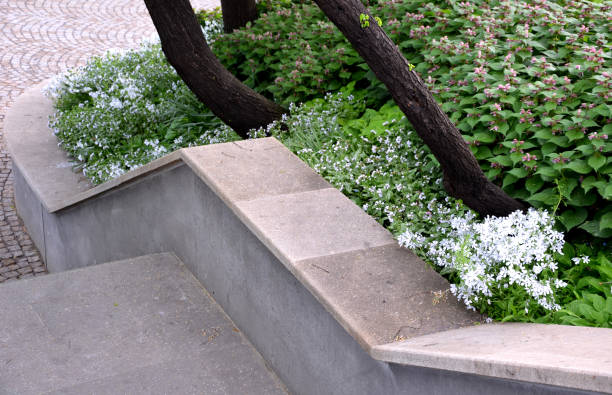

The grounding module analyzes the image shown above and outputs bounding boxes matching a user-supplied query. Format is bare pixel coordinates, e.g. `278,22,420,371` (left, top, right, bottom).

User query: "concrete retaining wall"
5,82,611,395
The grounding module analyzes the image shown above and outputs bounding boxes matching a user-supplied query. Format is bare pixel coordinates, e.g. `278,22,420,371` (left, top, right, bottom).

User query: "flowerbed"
46,0,611,326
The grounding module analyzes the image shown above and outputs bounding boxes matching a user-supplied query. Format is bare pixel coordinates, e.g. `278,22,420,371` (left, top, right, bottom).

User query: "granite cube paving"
0,253,287,394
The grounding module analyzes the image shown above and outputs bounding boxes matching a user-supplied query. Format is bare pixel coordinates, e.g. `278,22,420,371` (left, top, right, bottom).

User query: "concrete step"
0,253,287,394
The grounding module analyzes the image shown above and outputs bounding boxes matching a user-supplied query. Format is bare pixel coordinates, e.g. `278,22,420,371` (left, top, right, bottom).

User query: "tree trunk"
220,0,258,33
313,0,525,217
144,0,285,139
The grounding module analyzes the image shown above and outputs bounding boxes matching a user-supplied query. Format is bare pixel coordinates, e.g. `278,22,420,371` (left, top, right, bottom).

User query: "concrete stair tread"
0,253,287,395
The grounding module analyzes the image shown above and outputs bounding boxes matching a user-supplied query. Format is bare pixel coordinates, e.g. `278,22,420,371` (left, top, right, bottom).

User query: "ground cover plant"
47,0,611,326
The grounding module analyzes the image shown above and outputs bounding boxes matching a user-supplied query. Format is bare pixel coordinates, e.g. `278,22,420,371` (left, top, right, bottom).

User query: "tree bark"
313,0,525,217
144,0,285,139
220,0,258,33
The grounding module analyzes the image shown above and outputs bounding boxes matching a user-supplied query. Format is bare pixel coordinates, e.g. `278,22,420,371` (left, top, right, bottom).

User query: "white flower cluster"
201,18,223,42
400,208,570,312
46,35,237,185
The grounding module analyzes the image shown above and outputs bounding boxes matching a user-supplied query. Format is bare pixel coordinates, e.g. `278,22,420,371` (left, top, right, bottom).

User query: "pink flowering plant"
372,0,612,241
211,0,612,241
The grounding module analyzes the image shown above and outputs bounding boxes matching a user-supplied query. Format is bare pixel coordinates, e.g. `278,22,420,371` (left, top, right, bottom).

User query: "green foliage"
210,0,612,245
545,247,612,327
210,1,382,107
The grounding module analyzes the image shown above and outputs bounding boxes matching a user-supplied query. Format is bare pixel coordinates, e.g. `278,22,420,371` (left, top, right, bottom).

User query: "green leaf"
581,176,605,193
565,129,585,141
600,212,612,231
576,277,606,293
490,155,513,167
604,184,612,199
606,298,612,314
549,136,571,147
525,176,544,193
534,129,554,140
515,123,530,135
475,146,493,160
487,168,501,179
603,124,612,134
473,132,496,144
508,167,528,179
575,144,595,156
557,178,578,198
503,173,519,188
557,314,592,327
558,208,588,231
565,159,591,174
568,188,597,207
595,254,612,281
528,188,558,206
544,102,557,112
579,221,612,238
541,143,557,156
585,293,606,312
577,303,599,322
590,104,611,117
536,165,559,179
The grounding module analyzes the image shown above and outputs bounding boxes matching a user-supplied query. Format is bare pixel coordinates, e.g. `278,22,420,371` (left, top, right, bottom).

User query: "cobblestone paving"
0,0,219,283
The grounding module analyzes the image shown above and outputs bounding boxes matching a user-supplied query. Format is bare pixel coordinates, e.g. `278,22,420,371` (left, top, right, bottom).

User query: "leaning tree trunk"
313,0,525,217
220,0,258,33
144,0,285,138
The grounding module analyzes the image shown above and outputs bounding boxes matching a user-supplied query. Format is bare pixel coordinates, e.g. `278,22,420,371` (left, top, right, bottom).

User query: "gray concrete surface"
6,86,611,394
0,253,287,395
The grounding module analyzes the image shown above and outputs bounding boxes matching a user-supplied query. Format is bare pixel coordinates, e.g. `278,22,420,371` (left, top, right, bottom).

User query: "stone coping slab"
6,81,612,394
372,323,612,394
0,253,287,394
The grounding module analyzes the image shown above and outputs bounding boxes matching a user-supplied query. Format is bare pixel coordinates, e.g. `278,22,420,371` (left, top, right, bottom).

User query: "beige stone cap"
372,322,612,393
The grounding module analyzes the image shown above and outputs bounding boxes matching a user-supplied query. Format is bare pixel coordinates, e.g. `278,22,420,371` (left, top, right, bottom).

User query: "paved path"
0,0,219,282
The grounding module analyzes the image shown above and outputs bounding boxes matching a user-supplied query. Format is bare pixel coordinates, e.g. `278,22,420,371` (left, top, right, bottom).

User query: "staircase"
0,253,287,394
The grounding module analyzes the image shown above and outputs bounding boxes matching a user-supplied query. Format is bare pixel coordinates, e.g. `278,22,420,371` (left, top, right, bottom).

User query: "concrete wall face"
38,165,186,271
391,364,603,395
14,166,45,260
25,162,395,395
179,174,398,395
14,161,603,395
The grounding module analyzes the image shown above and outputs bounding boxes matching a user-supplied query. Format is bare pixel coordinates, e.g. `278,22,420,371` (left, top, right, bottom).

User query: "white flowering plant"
254,92,591,321
402,209,569,316
46,23,235,184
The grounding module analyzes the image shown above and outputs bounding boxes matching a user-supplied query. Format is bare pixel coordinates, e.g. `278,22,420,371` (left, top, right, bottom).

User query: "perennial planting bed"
46,0,611,327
